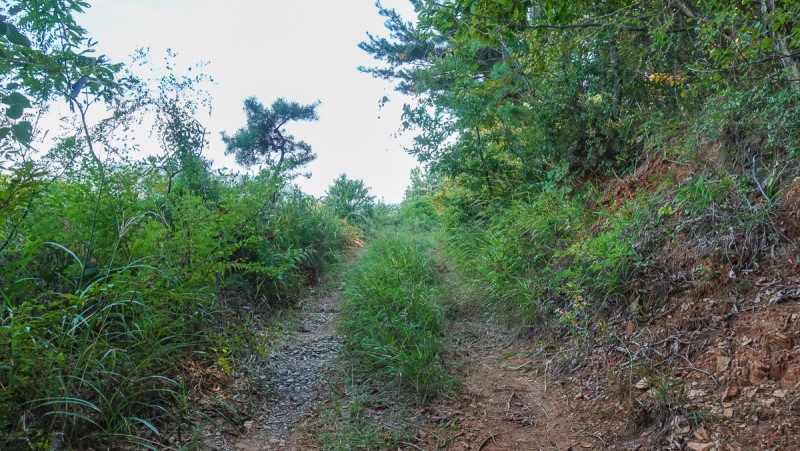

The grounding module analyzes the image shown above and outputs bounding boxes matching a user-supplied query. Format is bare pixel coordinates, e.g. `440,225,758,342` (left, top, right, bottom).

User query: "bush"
0,164,347,448
324,174,375,228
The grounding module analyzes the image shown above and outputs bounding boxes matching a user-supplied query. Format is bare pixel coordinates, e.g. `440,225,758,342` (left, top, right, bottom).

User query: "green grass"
338,229,451,400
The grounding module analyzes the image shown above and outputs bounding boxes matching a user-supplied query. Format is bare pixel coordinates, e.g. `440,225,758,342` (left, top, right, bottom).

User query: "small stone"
765,332,792,354
716,356,731,373
694,427,710,442
749,360,770,384
687,442,715,451
723,385,739,401
773,389,786,398
723,408,734,418
634,378,648,390
688,389,706,399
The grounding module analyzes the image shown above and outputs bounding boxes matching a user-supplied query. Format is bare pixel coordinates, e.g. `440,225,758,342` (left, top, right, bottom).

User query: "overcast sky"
77,0,419,203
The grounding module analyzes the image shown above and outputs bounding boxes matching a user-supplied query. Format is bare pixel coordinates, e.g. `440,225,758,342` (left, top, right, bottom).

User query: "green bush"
441,185,644,330
323,174,375,228
0,164,347,448
442,187,584,323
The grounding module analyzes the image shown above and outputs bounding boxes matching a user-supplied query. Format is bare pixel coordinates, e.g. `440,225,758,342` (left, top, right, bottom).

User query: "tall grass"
441,185,642,329
0,165,348,448
339,230,449,399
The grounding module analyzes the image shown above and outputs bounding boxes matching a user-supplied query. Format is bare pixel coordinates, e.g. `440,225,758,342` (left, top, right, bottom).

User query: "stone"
716,356,731,373
687,442,715,451
749,360,769,384
723,408,734,418
687,389,706,399
780,366,800,390
723,385,739,401
693,426,710,442
765,332,792,355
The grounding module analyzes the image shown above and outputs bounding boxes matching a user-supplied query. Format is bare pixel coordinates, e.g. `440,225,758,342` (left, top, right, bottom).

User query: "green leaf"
0,127,10,140
5,24,31,47
3,92,31,108
11,121,32,143
6,103,24,120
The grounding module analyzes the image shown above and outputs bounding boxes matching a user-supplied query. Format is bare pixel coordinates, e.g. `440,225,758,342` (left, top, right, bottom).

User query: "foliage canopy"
221,97,320,174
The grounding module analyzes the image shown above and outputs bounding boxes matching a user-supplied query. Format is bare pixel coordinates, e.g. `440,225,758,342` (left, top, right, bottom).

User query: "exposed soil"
197,195,800,450
201,277,799,450
409,315,609,451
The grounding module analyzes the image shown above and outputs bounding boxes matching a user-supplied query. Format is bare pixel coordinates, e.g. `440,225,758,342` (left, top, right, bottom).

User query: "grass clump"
339,230,449,399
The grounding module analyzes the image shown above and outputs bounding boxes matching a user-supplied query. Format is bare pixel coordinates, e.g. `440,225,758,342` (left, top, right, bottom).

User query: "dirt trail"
411,316,602,451
203,293,622,450
207,290,342,450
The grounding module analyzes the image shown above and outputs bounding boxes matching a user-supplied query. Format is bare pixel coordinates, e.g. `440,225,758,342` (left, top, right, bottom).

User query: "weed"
339,229,452,399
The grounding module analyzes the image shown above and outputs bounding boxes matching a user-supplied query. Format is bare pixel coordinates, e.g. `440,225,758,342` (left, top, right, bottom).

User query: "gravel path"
209,290,342,450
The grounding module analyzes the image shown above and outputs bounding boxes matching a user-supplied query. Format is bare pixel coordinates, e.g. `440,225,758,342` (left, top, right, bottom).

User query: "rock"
723,408,734,418
634,378,648,390
773,389,786,398
671,415,691,434
765,332,792,355
693,426,710,442
687,389,706,399
749,360,769,384
716,356,731,373
687,442,715,451
723,385,739,401
779,366,800,390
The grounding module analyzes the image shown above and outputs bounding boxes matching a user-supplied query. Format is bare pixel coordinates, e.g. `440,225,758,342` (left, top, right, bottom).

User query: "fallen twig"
399,441,425,451
533,397,550,419
477,432,502,451
585,432,607,446
505,390,515,414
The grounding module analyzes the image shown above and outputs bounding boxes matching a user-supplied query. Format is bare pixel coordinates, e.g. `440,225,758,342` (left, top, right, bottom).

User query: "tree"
324,174,375,224
1,0,121,253
221,97,320,177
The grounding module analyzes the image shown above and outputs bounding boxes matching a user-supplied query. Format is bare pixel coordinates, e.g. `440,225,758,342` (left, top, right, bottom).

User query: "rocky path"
209,290,343,450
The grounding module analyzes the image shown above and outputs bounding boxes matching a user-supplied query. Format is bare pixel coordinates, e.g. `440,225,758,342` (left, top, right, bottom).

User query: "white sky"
77,0,419,203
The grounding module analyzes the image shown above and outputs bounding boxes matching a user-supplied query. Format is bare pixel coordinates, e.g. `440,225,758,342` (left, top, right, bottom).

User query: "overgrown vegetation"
361,1,800,440
339,225,449,399
3,0,800,446
0,2,352,448
308,201,450,449
362,0,800,331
